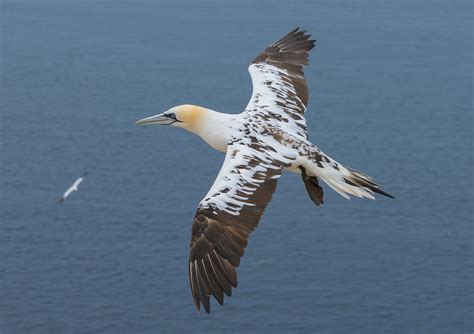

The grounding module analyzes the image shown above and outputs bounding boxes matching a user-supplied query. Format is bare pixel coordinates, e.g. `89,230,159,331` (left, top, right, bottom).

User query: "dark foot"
299,166,324,206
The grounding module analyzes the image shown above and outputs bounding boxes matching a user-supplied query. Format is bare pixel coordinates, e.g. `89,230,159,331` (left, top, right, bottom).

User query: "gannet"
136,28,393,313
58,172,88,203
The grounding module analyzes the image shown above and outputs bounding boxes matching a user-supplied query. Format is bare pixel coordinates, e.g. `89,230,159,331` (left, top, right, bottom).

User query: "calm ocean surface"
1,1,472,333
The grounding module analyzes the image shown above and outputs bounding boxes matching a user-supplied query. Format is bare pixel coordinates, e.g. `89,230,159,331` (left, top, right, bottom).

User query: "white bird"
58,172,88,203
136,28,393,313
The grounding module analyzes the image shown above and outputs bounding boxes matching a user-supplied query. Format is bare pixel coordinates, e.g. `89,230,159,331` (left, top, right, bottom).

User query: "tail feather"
324,179,352,199
308,152,394,200
344,167,394,199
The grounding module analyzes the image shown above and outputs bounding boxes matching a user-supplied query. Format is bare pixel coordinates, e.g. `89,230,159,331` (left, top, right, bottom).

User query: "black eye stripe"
165,113,181,122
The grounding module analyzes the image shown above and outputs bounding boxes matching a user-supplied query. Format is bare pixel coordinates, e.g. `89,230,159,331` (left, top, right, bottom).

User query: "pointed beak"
135,113,174,126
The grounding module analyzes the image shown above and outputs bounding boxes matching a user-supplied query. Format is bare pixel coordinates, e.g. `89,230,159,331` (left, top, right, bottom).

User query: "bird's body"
136,28,393,313
58,172,88,203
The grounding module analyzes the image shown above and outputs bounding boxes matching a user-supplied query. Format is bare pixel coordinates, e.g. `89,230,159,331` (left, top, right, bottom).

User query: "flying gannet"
136,28,393,313
58,172,88,203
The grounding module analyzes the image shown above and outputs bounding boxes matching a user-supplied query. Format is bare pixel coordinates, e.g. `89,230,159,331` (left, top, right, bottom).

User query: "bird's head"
135,104,206,133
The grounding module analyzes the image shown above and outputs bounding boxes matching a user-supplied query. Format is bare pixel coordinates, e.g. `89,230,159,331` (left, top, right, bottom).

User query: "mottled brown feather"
188,143,284,313
252,27,316,108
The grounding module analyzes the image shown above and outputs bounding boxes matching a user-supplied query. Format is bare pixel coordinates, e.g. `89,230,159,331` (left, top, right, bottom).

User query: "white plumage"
135,28,393,313
58,172,88,203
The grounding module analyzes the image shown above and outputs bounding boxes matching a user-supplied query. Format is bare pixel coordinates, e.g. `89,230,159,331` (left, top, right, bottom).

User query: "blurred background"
1,0,472,333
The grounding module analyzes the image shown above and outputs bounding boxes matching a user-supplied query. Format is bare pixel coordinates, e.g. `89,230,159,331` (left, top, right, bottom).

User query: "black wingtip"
203,303,210,314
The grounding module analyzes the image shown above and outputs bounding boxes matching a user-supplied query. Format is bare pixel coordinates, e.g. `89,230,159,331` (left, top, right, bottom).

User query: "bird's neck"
180,107,238,152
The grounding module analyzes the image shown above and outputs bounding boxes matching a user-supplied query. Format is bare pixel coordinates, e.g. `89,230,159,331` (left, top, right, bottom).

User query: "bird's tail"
304,150,394,201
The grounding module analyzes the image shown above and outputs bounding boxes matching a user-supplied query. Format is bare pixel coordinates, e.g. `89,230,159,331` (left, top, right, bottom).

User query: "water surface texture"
1,1,472,333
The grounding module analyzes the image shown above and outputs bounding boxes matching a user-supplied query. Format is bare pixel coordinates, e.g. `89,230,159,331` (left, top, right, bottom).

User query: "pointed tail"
306,150,394,200
343,166,394,199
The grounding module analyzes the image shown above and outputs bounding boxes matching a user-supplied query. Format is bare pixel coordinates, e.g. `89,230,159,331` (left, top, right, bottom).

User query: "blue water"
1,1,472,333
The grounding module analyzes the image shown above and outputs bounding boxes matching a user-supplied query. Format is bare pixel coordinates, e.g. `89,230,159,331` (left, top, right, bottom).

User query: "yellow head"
135,104,207,133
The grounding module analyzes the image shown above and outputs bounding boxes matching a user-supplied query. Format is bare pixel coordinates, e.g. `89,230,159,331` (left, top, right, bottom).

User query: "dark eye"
168,113,177,120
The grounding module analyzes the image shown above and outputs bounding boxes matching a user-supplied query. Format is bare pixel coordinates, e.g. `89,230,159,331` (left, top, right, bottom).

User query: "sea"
1,0,472,333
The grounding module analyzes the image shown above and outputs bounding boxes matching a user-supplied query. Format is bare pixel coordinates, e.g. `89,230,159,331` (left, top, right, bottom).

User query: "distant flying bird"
136,28,393,313
58,172,88,203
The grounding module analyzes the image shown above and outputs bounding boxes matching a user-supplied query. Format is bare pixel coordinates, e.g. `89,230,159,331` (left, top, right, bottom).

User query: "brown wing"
245,28,316,139
188,135,293,313
251,27,316,109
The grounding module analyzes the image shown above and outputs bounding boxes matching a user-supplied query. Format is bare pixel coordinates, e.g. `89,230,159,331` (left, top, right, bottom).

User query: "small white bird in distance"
58,172,88,203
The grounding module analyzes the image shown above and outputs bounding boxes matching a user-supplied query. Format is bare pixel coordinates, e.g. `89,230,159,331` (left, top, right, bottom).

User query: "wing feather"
188,28,315,312
188,134,293,313
245,28,316,138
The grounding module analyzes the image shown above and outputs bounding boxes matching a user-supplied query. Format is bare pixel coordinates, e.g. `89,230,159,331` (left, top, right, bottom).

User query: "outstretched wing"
245,28,316,138
188,133,294,313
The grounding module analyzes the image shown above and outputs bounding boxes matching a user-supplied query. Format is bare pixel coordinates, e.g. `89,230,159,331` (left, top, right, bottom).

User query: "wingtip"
193,301,201,312
193,298,210,314
289,27,311,37
203,303,211,314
